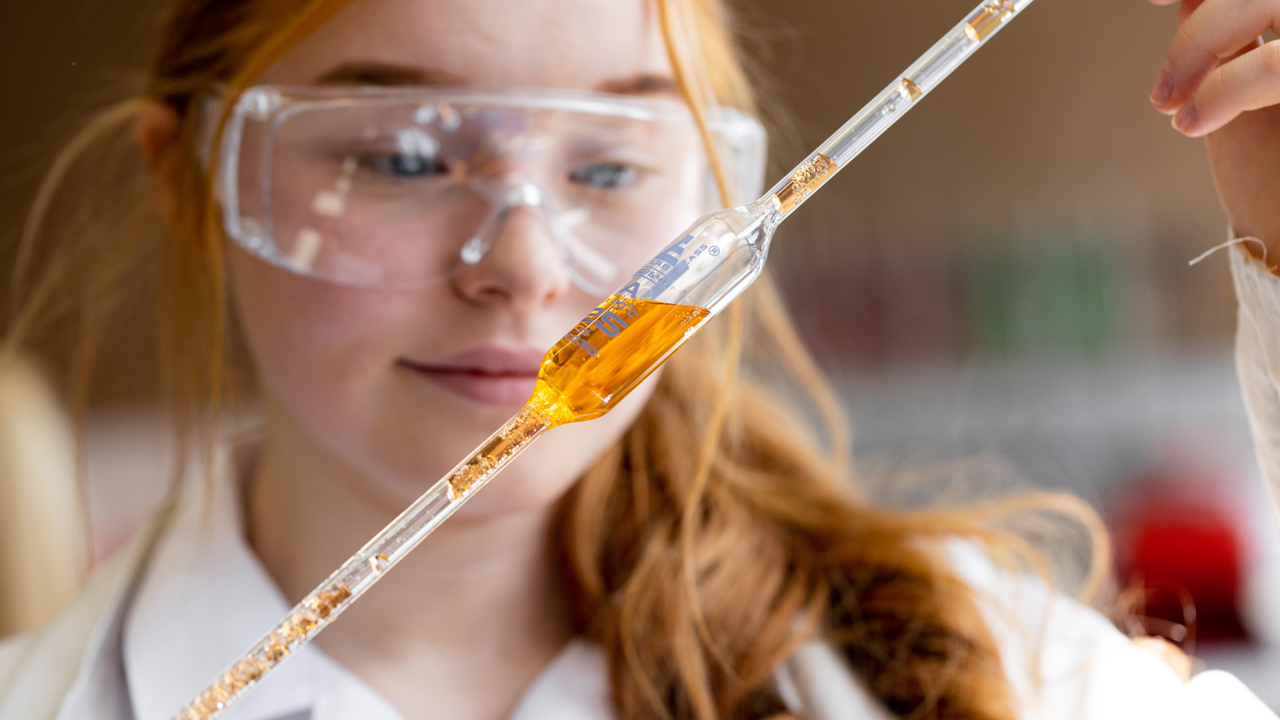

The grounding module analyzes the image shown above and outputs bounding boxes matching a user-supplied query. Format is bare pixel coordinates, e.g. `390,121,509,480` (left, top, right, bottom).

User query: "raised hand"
1147,0,1280,254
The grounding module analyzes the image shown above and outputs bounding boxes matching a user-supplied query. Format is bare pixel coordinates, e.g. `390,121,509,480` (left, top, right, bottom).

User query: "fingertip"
1151,67,1176,104
1172,98,1198,130
1170,115,1200,136
1170,98,1216,137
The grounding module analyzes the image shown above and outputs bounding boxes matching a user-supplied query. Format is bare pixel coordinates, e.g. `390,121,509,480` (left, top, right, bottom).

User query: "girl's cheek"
228,248,408,417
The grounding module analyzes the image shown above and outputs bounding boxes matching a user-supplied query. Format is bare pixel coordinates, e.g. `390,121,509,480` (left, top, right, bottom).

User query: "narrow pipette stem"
173,404,554,720
766,0,1034,217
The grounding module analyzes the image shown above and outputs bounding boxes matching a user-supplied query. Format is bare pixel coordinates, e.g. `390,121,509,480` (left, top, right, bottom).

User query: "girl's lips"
398,347,544,407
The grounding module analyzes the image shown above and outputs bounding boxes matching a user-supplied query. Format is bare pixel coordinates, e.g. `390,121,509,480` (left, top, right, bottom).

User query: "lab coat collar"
121,448,401,720
0,512,163,720
117,445,615,720
57,513,166,720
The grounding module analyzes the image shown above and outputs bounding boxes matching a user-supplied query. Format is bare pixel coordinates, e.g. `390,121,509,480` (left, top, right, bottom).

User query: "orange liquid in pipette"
446,295,709,497
531,295,711,424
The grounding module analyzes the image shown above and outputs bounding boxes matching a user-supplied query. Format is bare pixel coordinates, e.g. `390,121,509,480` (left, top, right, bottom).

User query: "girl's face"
230,0,698,514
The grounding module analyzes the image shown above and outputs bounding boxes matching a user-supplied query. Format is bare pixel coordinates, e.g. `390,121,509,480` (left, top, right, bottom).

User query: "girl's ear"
135,100,182,225
135,100,179,166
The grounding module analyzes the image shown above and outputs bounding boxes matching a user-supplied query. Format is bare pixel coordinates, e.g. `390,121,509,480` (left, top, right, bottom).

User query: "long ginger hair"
8,0,1110,718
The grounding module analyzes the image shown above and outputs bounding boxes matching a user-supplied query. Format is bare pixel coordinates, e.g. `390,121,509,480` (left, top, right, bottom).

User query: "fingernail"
1152,68,1175,104
1173,99,1197,132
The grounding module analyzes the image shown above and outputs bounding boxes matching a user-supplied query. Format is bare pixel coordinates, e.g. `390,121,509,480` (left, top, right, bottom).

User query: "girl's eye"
570,163,637,190
371,152,444,179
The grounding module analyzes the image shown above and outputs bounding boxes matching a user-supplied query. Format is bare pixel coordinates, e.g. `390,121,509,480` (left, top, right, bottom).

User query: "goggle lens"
220,88,766,294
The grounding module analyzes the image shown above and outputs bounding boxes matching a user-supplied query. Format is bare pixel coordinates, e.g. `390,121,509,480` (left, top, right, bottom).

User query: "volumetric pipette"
175,0,1033,716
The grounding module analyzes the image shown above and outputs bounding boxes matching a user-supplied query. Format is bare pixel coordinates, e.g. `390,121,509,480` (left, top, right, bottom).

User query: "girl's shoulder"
944,540,1276,720
0,516,163,720
0,631,36,689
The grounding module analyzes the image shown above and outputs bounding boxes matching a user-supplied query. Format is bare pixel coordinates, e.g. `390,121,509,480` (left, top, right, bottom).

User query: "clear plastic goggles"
214,85,766,295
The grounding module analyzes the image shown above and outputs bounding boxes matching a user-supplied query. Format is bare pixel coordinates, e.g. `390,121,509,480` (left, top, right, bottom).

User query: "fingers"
1171,40,1280,135
1149,0,1279,113
1178,0,1210,24
1143,0,1209,24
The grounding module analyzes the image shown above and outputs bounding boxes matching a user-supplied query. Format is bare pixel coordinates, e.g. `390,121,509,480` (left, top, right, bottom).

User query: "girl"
1,0,1277,718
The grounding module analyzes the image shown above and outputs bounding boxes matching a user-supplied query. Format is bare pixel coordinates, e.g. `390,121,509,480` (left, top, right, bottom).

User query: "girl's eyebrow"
315,63,678,97
314,61,467,86
595,73,679,96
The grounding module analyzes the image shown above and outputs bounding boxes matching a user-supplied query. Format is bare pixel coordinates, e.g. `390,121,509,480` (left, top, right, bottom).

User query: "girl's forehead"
261,0,674,90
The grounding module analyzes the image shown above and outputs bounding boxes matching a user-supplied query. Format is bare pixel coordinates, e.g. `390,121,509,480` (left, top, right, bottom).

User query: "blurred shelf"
834,351,1251,496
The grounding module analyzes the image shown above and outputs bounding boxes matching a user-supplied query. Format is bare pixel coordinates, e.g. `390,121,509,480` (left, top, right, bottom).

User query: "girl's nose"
450,191,572,308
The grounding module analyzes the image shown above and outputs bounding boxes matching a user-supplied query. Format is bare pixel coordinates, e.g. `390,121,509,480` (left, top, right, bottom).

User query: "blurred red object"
1111,433,1262,646
1120,488,1249,644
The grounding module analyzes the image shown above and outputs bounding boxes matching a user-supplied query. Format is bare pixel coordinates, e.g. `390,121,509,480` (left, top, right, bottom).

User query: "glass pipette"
175,0,1034,717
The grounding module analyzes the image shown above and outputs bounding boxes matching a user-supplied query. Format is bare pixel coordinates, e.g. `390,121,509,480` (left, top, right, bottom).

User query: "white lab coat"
1,245,1277,720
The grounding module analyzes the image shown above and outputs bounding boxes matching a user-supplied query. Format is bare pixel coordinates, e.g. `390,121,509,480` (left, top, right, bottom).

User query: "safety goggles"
213,85,766,295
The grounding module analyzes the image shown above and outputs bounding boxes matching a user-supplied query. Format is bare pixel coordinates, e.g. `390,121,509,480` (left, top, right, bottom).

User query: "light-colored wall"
749,0,1233,353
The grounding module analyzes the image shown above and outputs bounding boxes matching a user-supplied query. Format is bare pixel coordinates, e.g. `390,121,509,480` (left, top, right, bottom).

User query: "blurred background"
2,0,1278,707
